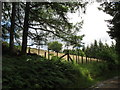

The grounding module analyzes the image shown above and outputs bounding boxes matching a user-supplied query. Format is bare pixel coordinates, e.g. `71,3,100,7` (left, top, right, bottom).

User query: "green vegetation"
3,53,119,89
2,1,120,89
84,40,118,64
100,2,120,64
63,49,85,56
2,2,86,55
48,41,62,52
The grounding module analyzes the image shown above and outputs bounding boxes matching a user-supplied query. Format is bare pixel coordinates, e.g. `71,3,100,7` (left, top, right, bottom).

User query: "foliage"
78,62,119,81
2,2,87,54
63,49,85,56
84,40,118,64
2,41,21,55
2,41,9,54
100,2,120,63
48,41,62,52
3,53,119,89
3,54,92,89
64,35,84,49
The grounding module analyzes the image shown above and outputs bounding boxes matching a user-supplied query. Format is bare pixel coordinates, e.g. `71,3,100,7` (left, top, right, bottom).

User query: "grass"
2,54,91,88
2,53,119,89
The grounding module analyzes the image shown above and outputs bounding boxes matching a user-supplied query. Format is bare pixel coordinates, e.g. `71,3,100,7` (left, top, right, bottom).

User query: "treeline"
63,40,118,64
84,40,117,63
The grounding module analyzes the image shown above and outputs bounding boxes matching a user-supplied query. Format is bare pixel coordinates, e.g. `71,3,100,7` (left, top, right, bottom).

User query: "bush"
2,41,21,55
2,41,9,54
2,55,93,89
3,54,119,89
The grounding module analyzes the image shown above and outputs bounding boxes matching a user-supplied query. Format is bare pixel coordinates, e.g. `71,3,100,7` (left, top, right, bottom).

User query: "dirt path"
90,76,120,88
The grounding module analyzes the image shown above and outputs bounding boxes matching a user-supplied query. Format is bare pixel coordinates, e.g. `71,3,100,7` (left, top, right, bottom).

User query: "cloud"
79,2,115,46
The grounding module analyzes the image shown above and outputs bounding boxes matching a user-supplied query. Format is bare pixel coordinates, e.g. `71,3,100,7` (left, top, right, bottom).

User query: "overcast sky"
68,2,115,47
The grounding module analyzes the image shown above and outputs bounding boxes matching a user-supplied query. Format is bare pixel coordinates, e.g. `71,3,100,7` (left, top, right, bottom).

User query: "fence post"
97,59,99,62
81,56,83,64
73,54,74,60
67,50,69,62
45,52,46,58
48,48,50,60
38,46,40,55
88,57,90,63
78,56,79,64
28,47,30,54
76,54,77,64
57,52,58,57
88,57,89,63
86,57,87,63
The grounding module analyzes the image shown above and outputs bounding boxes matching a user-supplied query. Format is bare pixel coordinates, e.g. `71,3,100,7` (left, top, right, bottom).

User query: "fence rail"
28,48,100,64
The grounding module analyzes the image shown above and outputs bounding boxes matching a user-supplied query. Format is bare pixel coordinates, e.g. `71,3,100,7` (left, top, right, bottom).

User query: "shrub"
2,55,93,89
2,41,9,54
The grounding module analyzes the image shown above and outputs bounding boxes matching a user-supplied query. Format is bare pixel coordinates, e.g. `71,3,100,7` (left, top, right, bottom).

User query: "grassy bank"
2,54,119,89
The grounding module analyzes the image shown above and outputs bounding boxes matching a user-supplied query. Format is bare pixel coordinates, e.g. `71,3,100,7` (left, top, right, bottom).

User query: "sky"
68,2,115,47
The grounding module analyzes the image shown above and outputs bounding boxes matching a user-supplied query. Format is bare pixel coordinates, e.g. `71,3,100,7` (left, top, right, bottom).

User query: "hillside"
3,54,119,89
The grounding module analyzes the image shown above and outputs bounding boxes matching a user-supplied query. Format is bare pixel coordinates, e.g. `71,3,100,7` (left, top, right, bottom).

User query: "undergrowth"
2,54,119,89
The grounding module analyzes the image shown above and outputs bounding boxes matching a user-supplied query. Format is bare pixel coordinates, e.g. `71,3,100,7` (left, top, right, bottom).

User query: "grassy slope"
3,54,119,89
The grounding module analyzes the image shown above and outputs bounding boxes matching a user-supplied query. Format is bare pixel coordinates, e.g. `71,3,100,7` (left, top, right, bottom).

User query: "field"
29,48,98,63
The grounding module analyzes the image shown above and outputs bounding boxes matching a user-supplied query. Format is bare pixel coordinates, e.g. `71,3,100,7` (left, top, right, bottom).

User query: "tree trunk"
57,52,58,57
45,52,46,58
9,2,16,53
86,57,87,63
81,56,83,64
28,47,30,53
67,50,69,62
38,46,40,55
21,2,30,55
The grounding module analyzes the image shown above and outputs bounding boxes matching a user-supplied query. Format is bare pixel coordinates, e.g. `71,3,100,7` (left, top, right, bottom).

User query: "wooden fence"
28,48,100,64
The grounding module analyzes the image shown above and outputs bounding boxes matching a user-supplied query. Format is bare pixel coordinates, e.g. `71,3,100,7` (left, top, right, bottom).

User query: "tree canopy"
100,2,120,61
2,2,87,54
48,41,62,52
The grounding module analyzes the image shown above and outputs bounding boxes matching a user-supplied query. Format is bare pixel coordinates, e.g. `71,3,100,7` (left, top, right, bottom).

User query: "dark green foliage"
2,54,91,88
100,2,120,63
79,61,119,82
2,41,9,54
2,2,87,54
84,40,118,64
2,41,21,55
48,41,62,52
3,53,119,89
63,49,85,56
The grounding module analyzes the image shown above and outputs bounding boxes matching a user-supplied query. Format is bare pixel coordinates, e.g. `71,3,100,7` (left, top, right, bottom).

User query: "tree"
84,40,117,63
2,2,87,55
48,41,62,53
2,2,23,48
2,2,17,53
21,2,30,54
23,2,87,54
31,31,48,55
9,2,16,53
100,2,120,62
